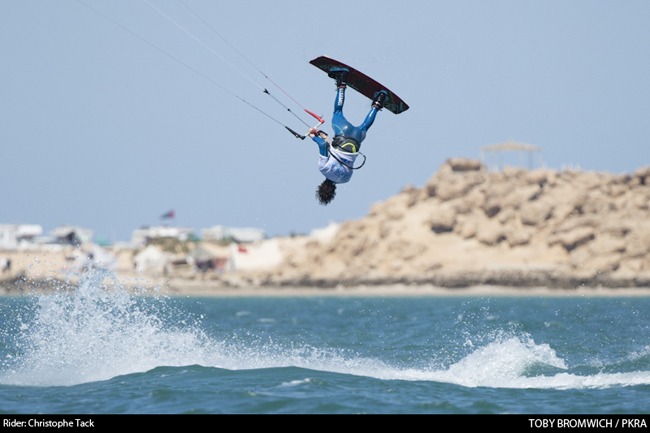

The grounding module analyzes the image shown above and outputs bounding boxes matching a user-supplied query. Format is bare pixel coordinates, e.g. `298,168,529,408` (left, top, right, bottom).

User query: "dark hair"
316,179,336,205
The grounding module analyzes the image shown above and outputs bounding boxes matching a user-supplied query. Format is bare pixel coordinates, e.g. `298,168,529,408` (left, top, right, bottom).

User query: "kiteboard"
309,56,409,115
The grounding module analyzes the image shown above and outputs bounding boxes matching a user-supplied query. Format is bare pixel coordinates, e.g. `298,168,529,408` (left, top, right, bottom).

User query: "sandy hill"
244,158,650,289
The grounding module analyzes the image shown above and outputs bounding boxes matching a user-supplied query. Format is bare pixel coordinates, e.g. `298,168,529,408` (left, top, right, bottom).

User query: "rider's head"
316,178,336,205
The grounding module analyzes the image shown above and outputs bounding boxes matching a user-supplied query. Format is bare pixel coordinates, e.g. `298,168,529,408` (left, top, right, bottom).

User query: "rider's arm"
309,129,330,157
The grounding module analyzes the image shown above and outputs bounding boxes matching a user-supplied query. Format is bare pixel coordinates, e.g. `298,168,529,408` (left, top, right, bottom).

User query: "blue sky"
1,0,648,243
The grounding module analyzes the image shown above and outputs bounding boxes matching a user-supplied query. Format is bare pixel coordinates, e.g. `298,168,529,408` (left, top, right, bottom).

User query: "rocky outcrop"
250,159,650,288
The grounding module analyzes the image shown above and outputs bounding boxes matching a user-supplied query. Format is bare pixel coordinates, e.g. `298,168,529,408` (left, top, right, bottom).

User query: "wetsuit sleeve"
311,135,329,157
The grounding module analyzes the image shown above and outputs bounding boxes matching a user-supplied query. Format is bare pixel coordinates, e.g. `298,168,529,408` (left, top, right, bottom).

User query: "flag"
160,209,175,220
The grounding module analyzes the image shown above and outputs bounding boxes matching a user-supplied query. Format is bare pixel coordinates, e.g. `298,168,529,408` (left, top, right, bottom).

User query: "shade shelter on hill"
480,140,543,171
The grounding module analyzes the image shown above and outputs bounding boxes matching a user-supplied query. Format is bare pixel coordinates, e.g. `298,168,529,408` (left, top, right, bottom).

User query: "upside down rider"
308,68,387,205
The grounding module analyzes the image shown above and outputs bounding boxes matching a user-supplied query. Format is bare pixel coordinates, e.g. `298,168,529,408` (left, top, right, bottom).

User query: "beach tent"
70,244,119,271
134,245,169,273
90,244,119,270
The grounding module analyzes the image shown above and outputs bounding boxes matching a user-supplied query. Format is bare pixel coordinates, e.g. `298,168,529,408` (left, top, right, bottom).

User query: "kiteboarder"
309,68,387,205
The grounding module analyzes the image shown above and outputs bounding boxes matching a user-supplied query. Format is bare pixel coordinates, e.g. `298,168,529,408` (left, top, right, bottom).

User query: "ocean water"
1,270,650,415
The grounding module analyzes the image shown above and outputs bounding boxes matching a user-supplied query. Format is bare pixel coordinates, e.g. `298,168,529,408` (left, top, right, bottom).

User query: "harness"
330,136,367,170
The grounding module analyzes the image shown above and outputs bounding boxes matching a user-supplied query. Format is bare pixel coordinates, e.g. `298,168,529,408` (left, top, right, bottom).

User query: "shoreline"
3,274,650,298
162,283,650,298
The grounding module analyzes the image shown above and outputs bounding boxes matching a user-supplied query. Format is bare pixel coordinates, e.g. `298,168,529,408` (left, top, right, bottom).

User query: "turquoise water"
1,270,650,414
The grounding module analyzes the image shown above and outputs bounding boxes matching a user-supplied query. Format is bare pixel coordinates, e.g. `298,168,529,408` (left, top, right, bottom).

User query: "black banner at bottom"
1,414,649,429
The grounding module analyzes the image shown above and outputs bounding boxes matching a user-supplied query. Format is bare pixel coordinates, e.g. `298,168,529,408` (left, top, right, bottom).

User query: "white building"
131,226,195,247
50,225,93,245
0,224,43,250
201,225,265,243
228,238,282,271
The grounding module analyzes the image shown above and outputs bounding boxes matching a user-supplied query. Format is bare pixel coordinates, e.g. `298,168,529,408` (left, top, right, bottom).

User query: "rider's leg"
332,86,354,138
358,90,388,136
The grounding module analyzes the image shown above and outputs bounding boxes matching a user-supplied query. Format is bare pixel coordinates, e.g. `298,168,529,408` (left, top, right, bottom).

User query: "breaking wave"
1,269,649,391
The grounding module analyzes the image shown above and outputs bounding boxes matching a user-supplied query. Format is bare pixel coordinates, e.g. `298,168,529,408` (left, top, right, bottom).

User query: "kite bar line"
143,0,264,91
76,0,316,139
144,0,316,131
173,0,321,128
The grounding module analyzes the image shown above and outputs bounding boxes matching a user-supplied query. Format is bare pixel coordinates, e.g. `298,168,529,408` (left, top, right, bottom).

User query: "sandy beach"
159,280,650,298
5,271,650,298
